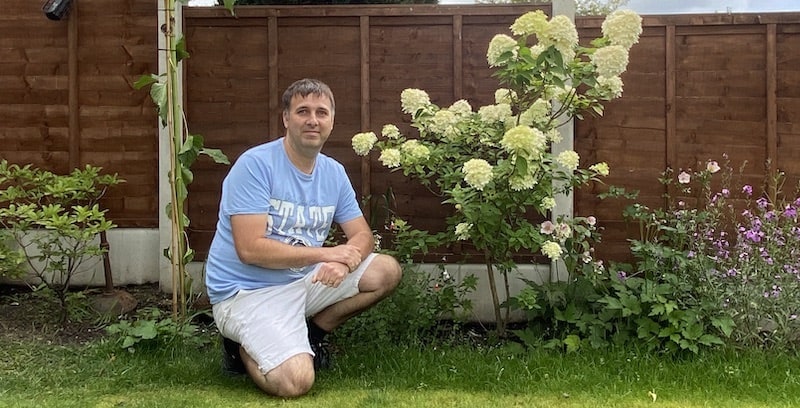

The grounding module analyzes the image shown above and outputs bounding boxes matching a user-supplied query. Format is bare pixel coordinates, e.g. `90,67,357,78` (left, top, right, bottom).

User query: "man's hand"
325,244,362,271
311,262,350,287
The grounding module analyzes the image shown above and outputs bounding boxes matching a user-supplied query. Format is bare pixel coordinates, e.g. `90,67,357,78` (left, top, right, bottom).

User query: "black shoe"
310,339,332,371
221,336,246,376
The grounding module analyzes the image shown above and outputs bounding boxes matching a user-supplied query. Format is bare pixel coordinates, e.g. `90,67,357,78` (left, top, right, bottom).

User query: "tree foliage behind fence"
2,2,799,262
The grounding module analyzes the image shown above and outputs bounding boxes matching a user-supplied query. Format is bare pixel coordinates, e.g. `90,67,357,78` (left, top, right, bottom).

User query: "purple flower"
721,188,730,197
744,229,761,242
784,205,797,218
617,271,628,280
742,185,753,197
757,197,769,209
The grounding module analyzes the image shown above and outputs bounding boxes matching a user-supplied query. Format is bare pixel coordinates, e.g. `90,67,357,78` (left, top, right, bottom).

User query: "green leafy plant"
135,0,229,319
334,262,477,346
105,307,210,351
0,160,121,323
0,228,25,279
331,190,477,345
624,158,800,349
528,157,799,354
351,9,642,335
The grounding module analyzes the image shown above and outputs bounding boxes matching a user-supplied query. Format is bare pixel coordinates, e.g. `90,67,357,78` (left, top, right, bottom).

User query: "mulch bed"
0,283,181,345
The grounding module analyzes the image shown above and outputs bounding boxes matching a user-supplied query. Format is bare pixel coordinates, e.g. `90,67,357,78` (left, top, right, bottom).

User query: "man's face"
282,93,334,156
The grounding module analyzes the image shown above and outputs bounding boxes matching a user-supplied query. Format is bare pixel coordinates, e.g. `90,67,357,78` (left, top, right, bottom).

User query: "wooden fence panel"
0,0,159,226
183,5,550,258
3,4,799,263
575,13,800,262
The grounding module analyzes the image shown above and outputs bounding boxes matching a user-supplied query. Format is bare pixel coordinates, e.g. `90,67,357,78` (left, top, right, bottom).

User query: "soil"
0,283,189,345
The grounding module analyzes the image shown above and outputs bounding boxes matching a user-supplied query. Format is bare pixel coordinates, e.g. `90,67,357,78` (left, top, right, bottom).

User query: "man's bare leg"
311,253,402,332
237,254,400,397
241,348,315,398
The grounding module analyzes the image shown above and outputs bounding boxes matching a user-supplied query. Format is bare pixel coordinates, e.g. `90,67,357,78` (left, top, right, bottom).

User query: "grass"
1,333,799,408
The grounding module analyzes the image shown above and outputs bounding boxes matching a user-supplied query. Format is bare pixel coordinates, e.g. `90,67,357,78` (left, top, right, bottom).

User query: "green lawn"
1,335,798,408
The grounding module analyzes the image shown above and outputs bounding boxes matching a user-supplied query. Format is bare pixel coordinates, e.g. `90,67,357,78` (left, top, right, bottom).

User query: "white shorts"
211,253,376,374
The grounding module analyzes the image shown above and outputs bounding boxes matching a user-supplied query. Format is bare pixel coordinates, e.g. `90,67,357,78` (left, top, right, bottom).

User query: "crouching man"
205,78,402,397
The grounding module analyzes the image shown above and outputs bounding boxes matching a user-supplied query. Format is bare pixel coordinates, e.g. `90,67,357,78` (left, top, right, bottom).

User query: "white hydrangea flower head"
478,103,512,124
351,132,377,156
379,148,401,168
519,99,551,126
589,162,610,176
556,150,580,170
602,10,642,50
541,241,563,260
448,99,473,118
541,197,557,210
487,34,519,67
596,75,624,99
381,124,402,140
462,158,494,191
546,128,562,144
509,168,538,191
400,139,431,163
510,10,549,37
494,88,517,105
429,109,459,135
591,45,629,78
501,125,547,157
455,222,473,241
540,15,578,61
400,88,431,114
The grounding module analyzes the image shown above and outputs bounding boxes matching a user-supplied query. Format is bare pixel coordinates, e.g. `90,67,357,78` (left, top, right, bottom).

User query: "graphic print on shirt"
266,198,335,273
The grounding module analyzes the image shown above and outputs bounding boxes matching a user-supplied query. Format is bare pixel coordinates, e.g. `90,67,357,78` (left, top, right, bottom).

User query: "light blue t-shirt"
205,138,363,304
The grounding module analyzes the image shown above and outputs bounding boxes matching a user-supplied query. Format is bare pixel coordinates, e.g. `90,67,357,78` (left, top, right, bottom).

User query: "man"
205,78,402,398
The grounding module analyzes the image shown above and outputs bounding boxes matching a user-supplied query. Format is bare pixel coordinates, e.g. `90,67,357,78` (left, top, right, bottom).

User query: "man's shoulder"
317,152,347,174
237,138,284,162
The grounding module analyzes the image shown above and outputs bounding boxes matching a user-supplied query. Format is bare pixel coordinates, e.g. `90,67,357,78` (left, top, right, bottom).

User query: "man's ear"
282,110,288,128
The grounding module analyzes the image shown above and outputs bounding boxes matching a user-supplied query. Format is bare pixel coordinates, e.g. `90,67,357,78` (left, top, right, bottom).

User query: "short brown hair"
281,78,335,113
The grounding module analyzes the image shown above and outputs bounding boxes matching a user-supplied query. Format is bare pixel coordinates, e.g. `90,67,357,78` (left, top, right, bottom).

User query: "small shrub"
335,218,477,346
0,160,121,323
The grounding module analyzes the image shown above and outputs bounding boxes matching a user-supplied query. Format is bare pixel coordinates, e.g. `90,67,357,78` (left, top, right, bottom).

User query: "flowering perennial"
350,9,641,331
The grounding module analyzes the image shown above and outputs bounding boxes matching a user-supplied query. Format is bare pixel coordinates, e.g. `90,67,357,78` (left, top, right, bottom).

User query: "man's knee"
245,352,315,398
262,370,314,398
376,254,402,290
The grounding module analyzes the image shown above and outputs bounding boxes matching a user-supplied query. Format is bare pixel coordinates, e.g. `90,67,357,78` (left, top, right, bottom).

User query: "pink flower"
540,221,555,235
706,161,720,173
678,171,691,184
586,216,597,226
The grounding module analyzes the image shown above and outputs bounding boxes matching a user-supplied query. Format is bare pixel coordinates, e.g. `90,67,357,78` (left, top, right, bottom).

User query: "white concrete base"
2,227,554,323
1,228,160,287
414,263,552,323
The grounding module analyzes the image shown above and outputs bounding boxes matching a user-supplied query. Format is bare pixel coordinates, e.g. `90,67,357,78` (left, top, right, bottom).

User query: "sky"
188,0,800,13
623,0,799,14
